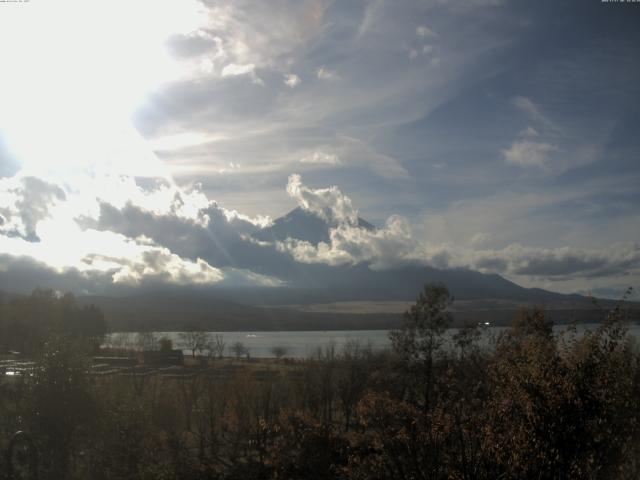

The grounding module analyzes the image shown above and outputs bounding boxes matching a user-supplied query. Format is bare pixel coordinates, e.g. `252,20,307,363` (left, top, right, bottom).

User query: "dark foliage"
0,289,106,354
1,284,639,479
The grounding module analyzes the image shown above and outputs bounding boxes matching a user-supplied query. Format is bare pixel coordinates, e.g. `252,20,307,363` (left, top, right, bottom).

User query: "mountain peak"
253,207,375,245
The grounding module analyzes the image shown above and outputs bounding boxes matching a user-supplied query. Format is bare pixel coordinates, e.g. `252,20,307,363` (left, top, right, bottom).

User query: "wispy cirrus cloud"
299,151,341,166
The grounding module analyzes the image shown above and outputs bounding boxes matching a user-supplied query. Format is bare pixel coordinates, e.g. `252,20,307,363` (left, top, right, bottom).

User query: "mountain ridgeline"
252,206,375,245
2,208,636,332
77,209,638,331
247,207,586,304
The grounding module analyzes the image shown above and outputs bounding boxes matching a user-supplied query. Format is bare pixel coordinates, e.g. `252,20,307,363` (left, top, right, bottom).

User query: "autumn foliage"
1,284,639,479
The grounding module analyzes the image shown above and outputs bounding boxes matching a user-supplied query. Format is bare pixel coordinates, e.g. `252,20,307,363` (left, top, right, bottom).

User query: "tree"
484,304,640,478
270,345,288,360
110,331,134,353
28,335,96,479
231,341,248,359
136,331,158,351
389,282,452,409
0,289,106,354
210,334,226,359
180,330,208,357
337,340,369,430
452,322,482,361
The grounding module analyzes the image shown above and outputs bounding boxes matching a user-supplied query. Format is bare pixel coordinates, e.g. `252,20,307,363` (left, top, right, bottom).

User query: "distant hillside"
1,287,636,332
223,262,590,305
79,291,403,332
76,289,640,333
1,206,636,331
246,207,594,305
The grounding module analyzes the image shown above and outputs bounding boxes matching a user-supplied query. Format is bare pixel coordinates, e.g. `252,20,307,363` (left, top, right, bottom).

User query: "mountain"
252,207,375,245
247,208,587,305
2,207,635,331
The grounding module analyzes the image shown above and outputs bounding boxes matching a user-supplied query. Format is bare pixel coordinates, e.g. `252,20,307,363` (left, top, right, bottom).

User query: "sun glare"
0,0,205,178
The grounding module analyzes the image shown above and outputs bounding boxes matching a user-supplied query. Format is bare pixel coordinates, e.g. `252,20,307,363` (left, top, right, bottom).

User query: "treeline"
1,284,640,479
0,289,106,355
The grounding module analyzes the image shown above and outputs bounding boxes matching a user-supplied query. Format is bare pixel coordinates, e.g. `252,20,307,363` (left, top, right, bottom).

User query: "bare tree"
270,345,288,360
231,341,248,360
111,332,133,354
209,334,226,359
180,331,208,357
135,331,158,351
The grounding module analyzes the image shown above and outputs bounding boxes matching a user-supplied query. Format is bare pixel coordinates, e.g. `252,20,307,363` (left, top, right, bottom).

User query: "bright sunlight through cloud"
0,0,205,178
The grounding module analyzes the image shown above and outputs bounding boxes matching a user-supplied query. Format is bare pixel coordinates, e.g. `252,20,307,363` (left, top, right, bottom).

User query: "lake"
106,323,640,358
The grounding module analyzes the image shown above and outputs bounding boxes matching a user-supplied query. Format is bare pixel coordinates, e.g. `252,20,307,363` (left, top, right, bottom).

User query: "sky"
0,0,639,299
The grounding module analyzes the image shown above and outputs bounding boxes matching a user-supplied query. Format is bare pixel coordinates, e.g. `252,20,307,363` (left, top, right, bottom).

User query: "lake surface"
106,323,640,358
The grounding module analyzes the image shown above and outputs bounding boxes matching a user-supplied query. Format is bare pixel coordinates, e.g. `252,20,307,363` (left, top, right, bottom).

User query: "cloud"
72,180,299,284
0,0,637,300
0,170,285,290
276,176,640,283
409,44,438,60
284,74,301,88
286,174,358,226
220,267,285,287
426,0,507,9
164,0,329,82
468,232,491,247
335,136,409,179
278,214,431,270
221,62,264,84
505,97,598,175
0,222,225,290
0,248,225,295
317,67,339,81
279,175,453,270
299,151,341,166
89,248,223,286
471,243,640,280
279,221,640,282
416,25,437,37
0,168,637,297
502,139,559,168
512,96,561,135
513,96,542,119
221,63,257,77
0,176,66,241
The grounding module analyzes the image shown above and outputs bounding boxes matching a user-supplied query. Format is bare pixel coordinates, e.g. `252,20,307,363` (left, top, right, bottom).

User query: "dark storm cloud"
80,200,300,280
0,253,114,295
471,244,640,280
